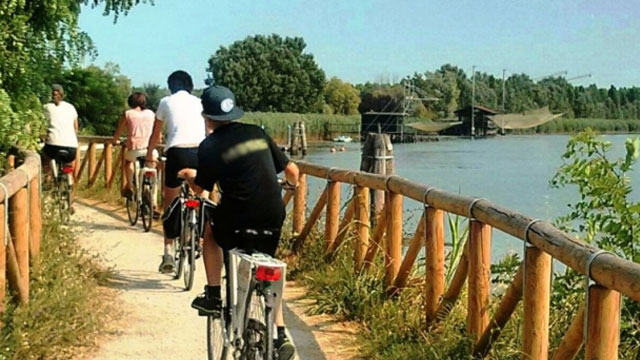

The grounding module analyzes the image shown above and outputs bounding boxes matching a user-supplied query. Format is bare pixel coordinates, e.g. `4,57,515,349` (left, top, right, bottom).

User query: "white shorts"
125,148,158,162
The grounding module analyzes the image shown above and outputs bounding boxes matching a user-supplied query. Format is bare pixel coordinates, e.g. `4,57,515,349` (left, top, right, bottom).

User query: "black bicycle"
45,155,74,223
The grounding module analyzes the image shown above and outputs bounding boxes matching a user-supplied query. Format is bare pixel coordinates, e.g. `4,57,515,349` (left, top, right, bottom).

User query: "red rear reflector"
184,199,200,209
144,171,155,177
62,166,74,174
256,266,282,282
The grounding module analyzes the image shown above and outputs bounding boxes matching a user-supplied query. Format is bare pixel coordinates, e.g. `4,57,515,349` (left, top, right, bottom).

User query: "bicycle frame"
222,249,286,356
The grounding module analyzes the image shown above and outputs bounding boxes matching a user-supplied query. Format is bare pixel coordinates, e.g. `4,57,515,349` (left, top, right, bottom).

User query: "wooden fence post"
425,207,445,323
74,145,81,179
324,180,341,251
551,305,585,360
88,142,97,182
292,174,307,235
354,185,370,269
29,176,41,260
292,186,328,253
9,188,29,302
467,219,491,341
0,203,6,318
392,215,425,293
105,142,113,187
523,246,552,360
385,191,402,289
120,144,127,193
585,286,620,360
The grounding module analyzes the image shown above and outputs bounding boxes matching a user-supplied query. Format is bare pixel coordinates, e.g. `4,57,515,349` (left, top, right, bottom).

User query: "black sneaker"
275,335,296,360
191,293,222,317
158,254,176,274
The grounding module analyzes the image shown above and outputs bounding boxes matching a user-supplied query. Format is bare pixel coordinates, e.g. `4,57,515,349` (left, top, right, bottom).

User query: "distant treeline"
358,64,640,121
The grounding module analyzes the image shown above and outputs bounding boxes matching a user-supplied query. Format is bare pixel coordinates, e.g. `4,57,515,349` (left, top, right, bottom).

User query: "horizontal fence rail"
0,150,42,322
289,160,640,359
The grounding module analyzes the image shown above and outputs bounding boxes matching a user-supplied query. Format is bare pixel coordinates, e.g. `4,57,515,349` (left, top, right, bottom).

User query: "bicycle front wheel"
183,225,196,291
126,195,138,226
141,186,153,232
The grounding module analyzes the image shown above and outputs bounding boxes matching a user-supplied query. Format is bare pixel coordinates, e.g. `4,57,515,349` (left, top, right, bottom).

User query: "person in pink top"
112,92,158,197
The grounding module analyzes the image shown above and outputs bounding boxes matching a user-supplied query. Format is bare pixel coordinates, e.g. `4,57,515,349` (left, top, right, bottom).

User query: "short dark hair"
127,92,147,109
167,70,194,94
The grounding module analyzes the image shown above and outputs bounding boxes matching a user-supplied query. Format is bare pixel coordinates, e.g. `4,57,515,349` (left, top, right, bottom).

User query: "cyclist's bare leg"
123,159,134,191
203,223,223,286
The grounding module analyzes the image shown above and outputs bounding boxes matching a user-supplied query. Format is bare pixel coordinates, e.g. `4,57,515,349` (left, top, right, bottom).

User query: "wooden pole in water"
354,186,370,269
28,176,41,261
385,191,402,290
300,121,308,156
104,142,113,186
9,188,29,302
467,220,491,341
290,122,300,156
585,286,620,360
360,133,393,223
292,174,307,235
522,246,551,360
324,180,341,252
425,207,445,323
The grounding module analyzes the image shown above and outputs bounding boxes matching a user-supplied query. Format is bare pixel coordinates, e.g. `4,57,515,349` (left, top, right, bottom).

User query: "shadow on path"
76,199,164,237
103,269,185,293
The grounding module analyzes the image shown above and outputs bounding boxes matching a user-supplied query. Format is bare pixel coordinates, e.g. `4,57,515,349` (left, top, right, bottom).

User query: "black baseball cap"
201,85,244,121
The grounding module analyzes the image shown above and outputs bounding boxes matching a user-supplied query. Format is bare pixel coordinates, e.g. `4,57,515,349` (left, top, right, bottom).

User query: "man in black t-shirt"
178,85,298,360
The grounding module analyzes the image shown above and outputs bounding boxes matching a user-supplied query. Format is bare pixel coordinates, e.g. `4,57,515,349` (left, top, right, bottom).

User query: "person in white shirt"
42,84,79,174
145,70,206,273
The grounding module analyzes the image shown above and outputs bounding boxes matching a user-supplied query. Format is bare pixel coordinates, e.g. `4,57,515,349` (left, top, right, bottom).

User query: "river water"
300,134,640,261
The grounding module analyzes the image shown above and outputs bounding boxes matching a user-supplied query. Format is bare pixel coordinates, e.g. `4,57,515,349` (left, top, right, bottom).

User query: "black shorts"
211,225,280,257
164,147,198,188
42,144,77,164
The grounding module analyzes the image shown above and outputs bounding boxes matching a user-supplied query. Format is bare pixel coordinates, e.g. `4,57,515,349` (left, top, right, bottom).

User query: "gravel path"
72,199,361,360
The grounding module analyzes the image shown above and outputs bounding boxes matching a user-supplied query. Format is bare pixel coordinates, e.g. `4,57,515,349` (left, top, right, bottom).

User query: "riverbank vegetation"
279,130,640,359
0,209,113,359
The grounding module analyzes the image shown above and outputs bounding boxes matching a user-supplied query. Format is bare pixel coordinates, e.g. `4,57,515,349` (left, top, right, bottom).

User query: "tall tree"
207,34,326,113
323,77,361,115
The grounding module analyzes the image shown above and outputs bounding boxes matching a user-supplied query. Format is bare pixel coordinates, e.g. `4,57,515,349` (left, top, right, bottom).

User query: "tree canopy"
56,64,131,135
323,77,360,115
207,34,326,113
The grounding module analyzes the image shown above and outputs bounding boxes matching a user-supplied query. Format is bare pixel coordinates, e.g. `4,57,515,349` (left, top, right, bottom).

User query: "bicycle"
45,155,74,224
207,230,287,360
125,155,157,232
171,179,204,291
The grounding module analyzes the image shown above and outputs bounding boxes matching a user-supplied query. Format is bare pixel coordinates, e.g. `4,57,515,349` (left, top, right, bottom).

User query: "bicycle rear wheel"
242,286,273,360
141,186,153,232
59,180,72,224
183,225,196,291
174,235,184,280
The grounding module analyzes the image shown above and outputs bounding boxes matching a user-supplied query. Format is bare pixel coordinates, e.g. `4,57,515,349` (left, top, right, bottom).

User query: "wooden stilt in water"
360,133,393,223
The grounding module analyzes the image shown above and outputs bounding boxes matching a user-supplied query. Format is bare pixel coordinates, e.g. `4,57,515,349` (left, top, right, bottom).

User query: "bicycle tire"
264,303,275,360
126,196,138,226
207,265,228,360
183,225,196,291
174,234,184,280
59,179,71,224
242,285,269,360
141,186,153,232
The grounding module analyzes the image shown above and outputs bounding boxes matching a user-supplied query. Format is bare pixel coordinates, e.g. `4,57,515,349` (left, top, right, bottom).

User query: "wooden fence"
289,161,640,359
0,150,42,317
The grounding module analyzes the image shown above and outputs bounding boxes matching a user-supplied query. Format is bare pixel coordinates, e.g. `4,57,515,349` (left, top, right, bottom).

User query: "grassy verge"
0,203,114,359
241,112,360,143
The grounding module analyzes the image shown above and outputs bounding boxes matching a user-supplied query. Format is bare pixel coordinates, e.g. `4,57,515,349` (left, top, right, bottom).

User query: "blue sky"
79,0,640,88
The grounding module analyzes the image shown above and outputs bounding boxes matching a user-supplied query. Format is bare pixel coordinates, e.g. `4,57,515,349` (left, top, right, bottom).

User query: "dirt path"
72,199,362,360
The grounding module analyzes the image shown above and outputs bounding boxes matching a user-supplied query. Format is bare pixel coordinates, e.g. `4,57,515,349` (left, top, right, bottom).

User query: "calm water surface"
301,135,640,260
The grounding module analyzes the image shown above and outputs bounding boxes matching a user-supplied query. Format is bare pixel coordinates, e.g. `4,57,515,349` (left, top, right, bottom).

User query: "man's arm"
145,119,163,164
177,168,208,197
283,161,299,188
